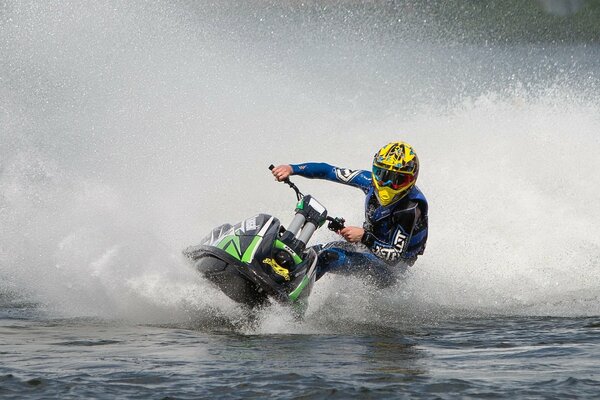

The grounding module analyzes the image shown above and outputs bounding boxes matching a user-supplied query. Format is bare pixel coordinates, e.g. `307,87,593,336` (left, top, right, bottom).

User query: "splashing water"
1,1,599,331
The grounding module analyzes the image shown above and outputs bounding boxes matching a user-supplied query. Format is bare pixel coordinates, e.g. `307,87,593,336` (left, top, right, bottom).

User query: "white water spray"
1,1,599,327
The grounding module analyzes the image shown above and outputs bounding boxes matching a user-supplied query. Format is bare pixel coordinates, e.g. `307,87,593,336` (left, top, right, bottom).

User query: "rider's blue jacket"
291,162,428,265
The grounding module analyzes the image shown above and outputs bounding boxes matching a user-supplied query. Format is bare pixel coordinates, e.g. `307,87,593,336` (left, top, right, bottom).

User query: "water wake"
1,1,599,329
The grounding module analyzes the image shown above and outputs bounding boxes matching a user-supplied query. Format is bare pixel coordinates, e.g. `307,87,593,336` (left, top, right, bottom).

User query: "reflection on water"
366,337,427,377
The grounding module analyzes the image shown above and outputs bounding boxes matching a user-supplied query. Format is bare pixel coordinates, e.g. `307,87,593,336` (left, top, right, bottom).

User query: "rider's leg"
313,242,405,288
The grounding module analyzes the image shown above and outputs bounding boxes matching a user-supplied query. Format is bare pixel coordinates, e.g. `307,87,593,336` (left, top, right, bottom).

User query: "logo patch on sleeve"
335,168,360,183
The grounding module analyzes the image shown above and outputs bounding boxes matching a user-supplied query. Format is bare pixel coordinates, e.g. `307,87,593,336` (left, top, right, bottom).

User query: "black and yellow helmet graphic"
372,142,419,206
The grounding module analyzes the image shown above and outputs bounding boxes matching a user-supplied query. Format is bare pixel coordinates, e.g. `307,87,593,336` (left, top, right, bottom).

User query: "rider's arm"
291,162,371,192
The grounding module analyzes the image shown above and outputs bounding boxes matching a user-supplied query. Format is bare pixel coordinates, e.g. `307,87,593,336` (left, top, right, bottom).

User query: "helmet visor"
372,166,414,190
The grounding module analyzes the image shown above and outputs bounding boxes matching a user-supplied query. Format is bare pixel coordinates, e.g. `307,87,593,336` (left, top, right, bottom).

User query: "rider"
271,141,428,287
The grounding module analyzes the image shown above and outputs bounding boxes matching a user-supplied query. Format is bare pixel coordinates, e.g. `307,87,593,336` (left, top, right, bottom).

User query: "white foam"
1,1,599,328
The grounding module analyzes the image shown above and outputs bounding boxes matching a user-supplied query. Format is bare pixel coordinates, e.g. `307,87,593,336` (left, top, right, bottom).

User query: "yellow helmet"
372,142,419,206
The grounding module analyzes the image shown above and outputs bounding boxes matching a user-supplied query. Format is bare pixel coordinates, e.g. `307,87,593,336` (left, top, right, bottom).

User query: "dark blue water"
2,305,599,399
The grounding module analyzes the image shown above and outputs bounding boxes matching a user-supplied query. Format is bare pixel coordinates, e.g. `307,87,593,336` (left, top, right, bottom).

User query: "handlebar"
269,164,345,231
326,216,346,232
269,164,303,200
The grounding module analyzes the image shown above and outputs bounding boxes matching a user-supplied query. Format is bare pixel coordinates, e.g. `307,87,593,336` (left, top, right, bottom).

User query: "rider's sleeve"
361,202,428,265
291,162,371,192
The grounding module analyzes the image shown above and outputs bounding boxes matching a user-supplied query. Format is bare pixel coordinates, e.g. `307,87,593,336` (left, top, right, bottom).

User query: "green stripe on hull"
224,242,241,259
217,235,242,260
288,276,309,302
241,236,262,263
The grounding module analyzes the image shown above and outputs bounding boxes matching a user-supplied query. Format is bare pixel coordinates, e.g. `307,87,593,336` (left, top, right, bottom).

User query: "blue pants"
312,241,407,288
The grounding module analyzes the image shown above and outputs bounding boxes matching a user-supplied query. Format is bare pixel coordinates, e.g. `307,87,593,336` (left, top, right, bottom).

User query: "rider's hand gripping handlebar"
269,164,345,233
269,164,303,200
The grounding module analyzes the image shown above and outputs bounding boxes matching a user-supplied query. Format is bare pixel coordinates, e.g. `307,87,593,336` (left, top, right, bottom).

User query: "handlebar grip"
269,164,303,200
270,164,292,184
327,216,346,232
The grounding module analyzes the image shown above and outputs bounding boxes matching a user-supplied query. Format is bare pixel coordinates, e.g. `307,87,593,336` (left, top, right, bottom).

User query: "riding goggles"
372,166,415,190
